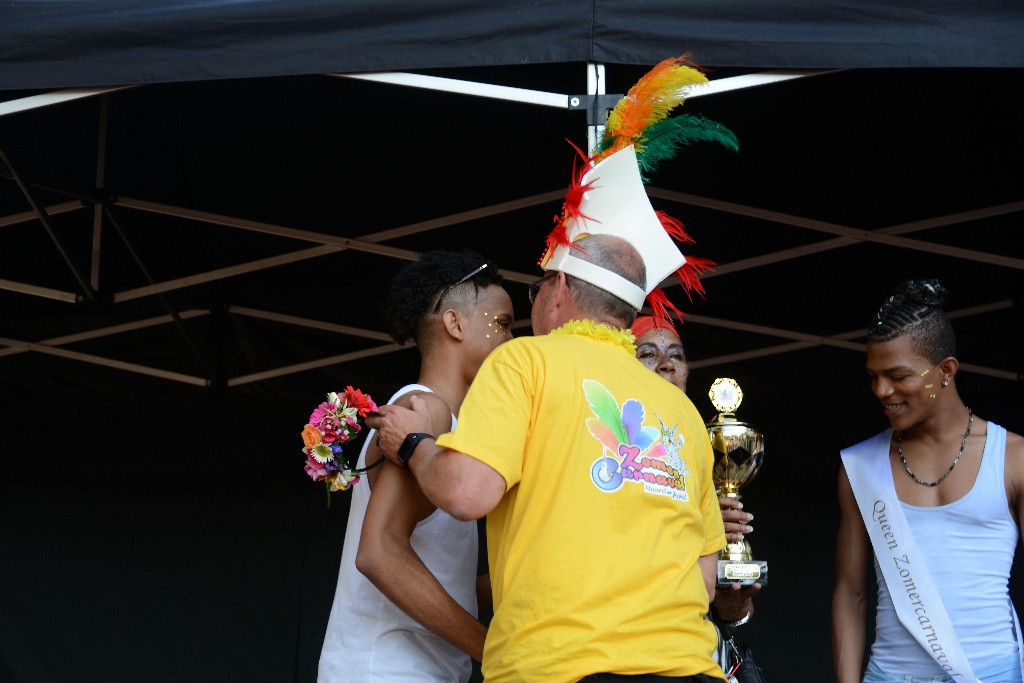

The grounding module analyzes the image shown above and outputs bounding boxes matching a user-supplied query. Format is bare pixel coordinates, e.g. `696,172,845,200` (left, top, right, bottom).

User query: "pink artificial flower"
304,452,329,481
309,402,333,426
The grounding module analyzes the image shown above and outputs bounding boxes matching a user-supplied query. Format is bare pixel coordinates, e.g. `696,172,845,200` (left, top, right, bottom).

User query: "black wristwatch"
397,432,433,468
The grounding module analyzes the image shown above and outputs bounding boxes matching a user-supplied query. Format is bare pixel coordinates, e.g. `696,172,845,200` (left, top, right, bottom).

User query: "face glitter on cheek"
483,311,511,341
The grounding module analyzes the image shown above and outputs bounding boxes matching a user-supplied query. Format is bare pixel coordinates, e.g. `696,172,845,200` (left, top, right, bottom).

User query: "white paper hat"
539,145,685,310
538,55,738,320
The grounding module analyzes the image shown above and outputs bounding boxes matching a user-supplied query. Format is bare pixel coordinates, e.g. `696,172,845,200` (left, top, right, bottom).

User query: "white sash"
842,431,981,682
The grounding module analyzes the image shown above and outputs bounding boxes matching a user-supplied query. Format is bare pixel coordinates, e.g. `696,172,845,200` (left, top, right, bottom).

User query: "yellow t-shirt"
436,328,726,683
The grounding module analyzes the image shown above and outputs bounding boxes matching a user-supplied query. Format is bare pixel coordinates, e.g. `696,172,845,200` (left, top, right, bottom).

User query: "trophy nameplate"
707,378,767,587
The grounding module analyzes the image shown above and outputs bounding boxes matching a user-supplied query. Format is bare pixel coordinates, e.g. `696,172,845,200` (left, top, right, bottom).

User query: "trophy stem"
719,484,742,499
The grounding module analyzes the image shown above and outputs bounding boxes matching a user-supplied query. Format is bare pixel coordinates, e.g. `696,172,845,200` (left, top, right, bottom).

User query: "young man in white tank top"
832,279,1024,683
318,250,514,682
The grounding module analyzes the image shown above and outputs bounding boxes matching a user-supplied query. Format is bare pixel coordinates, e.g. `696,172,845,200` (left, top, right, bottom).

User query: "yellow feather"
600,57,709,160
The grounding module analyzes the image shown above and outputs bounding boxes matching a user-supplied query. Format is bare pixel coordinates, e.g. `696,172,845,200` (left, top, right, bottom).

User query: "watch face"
709,377,743,414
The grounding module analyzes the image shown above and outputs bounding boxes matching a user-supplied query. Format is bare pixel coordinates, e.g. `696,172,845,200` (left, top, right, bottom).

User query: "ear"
939,356,959,384
441,307,466,342
551,271,574,308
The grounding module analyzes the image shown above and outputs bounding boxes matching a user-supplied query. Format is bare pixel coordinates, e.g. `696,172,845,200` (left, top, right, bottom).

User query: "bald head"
564,234,646,327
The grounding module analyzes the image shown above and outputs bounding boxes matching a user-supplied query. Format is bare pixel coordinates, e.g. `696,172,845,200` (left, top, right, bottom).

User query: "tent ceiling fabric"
2,0,1024,91
1,64,1021,403
0,3,1022,406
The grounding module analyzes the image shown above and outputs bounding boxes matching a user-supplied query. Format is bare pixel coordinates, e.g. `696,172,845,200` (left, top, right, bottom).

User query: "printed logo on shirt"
582,379,691,500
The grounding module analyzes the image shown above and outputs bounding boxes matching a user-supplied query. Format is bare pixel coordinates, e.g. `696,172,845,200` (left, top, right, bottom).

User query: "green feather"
635,114,739,181
583,379,627,444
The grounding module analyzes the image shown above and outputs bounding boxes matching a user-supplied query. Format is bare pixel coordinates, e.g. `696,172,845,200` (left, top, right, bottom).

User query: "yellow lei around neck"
548,319,637,355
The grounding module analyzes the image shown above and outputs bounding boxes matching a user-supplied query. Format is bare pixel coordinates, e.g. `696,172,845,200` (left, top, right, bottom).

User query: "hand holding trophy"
706,377,767,587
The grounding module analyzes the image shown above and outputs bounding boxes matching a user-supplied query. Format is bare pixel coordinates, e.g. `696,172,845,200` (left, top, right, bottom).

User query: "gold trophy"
706,377,767,587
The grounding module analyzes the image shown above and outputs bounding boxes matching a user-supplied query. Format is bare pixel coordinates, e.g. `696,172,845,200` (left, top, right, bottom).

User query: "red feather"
672,257,716,301
540,142,595,265
646,288,687,326
656,211,694,245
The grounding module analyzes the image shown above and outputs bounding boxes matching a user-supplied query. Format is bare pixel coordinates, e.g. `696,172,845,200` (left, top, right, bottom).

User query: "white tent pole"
0,86,132,118
332,72,567,108
332,69,829,109
587,62,606,155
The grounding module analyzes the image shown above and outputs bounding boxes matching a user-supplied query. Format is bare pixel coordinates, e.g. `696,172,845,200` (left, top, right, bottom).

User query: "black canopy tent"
1,2,1023,681
4,0,1023,90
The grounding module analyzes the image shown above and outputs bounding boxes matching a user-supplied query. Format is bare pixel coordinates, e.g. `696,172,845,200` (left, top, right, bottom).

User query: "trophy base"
717,559,767,587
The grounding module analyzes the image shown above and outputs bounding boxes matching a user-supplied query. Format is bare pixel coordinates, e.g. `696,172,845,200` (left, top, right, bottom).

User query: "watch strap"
397,432,433,468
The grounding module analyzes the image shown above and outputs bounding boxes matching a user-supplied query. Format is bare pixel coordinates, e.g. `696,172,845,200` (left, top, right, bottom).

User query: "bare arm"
832,462,870,683
370,395,506,520
356,392,487,661
356,461,487,662
1004,428,1024,529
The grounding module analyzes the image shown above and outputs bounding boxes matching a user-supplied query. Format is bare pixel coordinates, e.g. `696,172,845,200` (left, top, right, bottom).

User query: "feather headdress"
540,55,738,324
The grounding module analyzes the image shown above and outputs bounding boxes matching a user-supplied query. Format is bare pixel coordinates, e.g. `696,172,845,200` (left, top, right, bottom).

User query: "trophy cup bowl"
707,378,767,587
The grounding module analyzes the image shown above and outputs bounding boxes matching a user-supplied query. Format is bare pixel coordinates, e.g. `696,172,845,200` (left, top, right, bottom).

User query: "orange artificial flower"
301,423,322,449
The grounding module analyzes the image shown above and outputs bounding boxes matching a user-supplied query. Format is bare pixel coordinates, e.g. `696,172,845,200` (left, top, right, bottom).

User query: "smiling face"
866,334,942,432
635,326,688,392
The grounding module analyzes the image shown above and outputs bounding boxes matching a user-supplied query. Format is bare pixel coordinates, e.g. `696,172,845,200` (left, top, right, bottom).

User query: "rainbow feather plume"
596,57,721,162
596,55,736,321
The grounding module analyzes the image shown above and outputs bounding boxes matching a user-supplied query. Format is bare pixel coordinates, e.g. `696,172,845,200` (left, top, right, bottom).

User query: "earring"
942,380,949,387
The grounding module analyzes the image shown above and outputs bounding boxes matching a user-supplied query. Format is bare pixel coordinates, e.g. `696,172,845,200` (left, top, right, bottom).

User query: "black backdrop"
2,2,1024,682
2,367,1021,681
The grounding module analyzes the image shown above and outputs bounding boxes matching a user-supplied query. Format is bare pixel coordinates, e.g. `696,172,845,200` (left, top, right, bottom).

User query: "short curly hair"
384,250,504,346
867,278,956,363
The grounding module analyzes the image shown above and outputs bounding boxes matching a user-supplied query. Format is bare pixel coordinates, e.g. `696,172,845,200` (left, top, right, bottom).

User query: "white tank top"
318,384,479,682
871,422,1017,673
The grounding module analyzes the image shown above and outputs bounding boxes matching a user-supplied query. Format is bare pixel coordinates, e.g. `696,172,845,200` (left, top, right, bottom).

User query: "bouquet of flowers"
301,387,380,503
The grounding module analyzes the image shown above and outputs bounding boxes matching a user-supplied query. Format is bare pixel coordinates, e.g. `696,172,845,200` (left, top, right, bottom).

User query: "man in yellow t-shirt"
371,83,737,679
371,233,726,683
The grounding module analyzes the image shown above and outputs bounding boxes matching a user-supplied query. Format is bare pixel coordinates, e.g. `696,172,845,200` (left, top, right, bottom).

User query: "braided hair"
867,279,956,364
384,250,504,346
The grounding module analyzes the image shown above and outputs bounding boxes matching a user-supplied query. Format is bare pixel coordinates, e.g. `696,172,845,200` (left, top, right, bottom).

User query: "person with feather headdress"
368,57,739,682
